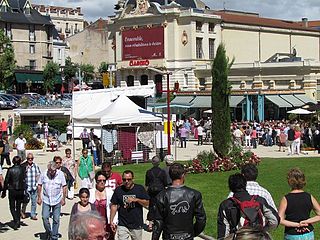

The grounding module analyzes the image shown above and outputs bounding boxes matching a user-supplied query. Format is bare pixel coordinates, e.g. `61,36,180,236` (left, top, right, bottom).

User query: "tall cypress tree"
211,43,234,157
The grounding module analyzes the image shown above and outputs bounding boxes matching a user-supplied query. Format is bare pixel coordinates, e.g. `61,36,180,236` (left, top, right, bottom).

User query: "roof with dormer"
0,0,53,25
125,0,203,9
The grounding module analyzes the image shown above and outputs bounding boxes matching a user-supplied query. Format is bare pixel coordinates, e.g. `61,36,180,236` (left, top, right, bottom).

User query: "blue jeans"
22,189,38,218
42,202,61,240
92,150,100,165
285,231,314,240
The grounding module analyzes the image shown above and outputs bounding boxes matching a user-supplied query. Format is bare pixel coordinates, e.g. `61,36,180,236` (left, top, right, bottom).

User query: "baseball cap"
164,155,174,165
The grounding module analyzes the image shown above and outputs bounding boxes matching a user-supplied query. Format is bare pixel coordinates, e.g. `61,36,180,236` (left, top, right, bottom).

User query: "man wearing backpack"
217,173,279,239
145,156,167,231
228,163,277,210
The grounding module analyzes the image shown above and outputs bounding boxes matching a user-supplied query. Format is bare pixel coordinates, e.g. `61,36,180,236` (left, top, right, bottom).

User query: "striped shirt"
38,169,66,206
26,163,41,191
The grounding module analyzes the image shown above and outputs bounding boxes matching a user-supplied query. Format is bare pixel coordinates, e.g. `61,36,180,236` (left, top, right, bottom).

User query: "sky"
32,0,320,23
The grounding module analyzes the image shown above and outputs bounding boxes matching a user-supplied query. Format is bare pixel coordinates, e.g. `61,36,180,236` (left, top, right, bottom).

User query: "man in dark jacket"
152,163,206,240
217,173,279,239
145,156,167,231
1,155,26,230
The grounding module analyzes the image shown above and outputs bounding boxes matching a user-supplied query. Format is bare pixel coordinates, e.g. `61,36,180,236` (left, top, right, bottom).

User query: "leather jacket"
3,164,26,191
152,185,206,240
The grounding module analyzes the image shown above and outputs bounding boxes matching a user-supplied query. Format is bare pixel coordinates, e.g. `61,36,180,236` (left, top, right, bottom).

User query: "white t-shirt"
66,125,72,134
0,165,2,175
15,137,26,150
197,126,204,136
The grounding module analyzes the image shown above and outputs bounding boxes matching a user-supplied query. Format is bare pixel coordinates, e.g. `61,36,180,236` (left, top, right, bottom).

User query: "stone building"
32,4,85,38
66,18,109,70
107,0,320,120
0,0,54,71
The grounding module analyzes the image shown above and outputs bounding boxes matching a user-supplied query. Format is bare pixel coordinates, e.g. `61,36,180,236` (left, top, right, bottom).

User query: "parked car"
23,92,41,98
0,95,17,109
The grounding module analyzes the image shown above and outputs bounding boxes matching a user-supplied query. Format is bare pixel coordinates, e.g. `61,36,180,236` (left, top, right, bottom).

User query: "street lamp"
26,79,32,93
147,67,173,155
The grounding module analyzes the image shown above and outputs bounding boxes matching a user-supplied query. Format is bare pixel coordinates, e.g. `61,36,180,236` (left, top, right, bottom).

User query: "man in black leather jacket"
1,155,26,230
152,163,206,240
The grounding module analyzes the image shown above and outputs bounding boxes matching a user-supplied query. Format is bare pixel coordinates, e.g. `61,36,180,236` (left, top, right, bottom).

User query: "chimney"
301,17,308,28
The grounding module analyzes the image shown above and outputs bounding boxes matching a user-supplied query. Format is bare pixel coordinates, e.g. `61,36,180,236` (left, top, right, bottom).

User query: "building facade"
32,4,85,38
0,0,54,71
66,19,109,69
107,0,320,121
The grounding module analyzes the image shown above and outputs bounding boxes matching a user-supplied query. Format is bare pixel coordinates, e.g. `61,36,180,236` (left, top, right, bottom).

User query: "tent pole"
101,126,104,165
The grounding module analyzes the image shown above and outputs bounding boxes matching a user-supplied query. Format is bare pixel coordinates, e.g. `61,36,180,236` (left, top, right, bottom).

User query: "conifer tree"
211,43,234,157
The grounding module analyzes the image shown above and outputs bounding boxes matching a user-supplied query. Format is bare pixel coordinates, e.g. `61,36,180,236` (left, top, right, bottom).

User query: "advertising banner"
122,26,164,60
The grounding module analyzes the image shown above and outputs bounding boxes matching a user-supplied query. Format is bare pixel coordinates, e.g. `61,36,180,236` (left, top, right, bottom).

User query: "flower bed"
186,147,261,174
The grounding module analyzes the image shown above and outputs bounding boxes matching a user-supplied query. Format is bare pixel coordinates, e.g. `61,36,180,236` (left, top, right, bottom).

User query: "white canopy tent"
72,85,157,136
287,108,313,115
100,95,164,125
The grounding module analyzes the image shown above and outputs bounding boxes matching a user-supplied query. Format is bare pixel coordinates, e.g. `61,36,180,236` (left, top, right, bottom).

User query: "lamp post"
26,79,32,93
147,67,192,155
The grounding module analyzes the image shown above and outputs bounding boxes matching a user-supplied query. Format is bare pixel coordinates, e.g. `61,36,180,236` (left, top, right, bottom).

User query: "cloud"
32,0,320,22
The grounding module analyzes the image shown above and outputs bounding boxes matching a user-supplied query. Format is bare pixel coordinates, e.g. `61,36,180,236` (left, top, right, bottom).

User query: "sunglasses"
27,158,34,160
97,179,107,183
55,161,62,164
122,178,133,182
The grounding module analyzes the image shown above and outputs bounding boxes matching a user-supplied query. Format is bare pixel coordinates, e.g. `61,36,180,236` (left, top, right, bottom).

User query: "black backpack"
148,170,165,194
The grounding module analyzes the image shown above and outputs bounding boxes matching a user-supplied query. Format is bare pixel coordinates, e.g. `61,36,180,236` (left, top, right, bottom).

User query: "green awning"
294,94,317,104
265,95,292,108
280,94,305,107
230,96,244,108
190,96,211,108
15,73,62,84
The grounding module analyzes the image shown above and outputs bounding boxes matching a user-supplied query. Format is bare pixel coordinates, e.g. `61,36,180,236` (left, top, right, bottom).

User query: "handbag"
22,190,30,204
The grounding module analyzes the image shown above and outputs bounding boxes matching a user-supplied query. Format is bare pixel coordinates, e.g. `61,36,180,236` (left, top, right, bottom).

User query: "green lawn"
112,158,320,239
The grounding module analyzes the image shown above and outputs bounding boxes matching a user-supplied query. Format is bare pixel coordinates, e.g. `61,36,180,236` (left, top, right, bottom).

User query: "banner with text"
122,26,164,61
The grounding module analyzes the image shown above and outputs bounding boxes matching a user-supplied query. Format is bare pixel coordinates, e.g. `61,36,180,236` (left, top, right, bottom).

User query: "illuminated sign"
129,60,150,66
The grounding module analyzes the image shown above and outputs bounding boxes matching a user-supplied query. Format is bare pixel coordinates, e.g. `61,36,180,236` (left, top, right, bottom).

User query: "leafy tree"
43,61,59,93
63,57,78,82
211,43,234,157
80,63,95,83
0,29,16,90
98,61,108,74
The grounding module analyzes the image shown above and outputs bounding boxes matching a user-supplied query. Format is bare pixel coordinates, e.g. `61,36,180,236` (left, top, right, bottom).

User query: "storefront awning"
230,96,244,108
170,96,194,107
294,94,317,104
190,96,211,108
15,73,62,84
265,95,292,108
280,94,305,107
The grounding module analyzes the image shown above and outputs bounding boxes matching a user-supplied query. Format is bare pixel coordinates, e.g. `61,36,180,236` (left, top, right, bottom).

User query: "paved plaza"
0,110,319,239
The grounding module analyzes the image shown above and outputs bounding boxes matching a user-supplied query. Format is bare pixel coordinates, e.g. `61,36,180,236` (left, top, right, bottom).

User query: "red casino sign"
122,26,164,61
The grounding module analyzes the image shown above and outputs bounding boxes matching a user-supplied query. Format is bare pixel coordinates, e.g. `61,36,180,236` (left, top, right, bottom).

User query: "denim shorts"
284,231,314,240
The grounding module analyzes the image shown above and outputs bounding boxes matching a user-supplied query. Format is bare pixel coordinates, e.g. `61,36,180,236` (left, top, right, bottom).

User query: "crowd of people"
232,119,320,154
0,143,319,240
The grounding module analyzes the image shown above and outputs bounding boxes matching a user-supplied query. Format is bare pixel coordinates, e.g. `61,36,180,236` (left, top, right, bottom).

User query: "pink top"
1,121,7,131
179,127,189,138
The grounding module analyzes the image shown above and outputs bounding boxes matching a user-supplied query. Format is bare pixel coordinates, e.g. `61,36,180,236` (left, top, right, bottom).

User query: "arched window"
140,75,148,85
127,75,134,87
154,74,163,97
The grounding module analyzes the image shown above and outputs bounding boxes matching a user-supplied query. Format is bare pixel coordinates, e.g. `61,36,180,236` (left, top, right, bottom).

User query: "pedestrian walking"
78,149,95,189
1,156,26,230
7,114,13,136
14,133,27,161
1,135,11,167
62,148,76,199
37,161,67,240
110,170,149,240
80,128,90,149
21,153,41,220
152,163,206,240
